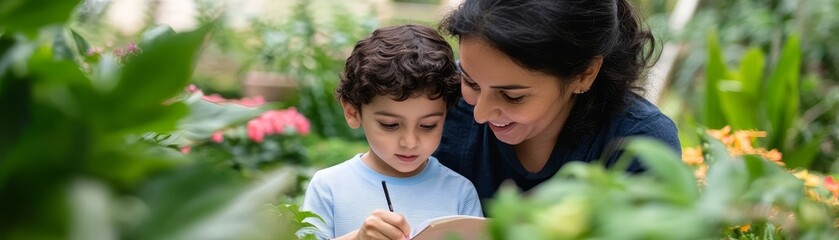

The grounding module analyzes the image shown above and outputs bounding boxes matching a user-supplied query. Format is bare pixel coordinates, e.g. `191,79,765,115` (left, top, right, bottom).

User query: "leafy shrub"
0,2,318,239
488,127,839,239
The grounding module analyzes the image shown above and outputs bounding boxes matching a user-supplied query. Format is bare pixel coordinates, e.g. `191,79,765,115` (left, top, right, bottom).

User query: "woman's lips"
488,121,515,134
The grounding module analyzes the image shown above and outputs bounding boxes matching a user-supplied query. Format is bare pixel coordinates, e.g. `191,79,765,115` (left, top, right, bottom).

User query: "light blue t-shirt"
301,153,483,239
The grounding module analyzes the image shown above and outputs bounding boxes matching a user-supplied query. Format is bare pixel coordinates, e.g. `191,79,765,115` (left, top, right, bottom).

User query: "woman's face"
458,37,585,145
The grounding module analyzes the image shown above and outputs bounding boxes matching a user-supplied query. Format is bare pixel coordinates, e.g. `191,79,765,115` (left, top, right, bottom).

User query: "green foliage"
303,136,370,168
487,136,839,239
275,204,322,240
148,93,265,147
702,32,824,169
703,30,727,129
152,91,312,175
661,0,839,171
237,0,375,140
0,3,309,239
0,0,81,36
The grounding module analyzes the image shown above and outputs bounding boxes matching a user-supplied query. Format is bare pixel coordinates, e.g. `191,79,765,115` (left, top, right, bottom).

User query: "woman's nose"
472,93,499,124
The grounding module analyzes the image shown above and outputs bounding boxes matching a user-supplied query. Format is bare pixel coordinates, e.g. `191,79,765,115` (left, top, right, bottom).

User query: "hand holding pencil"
345,181,410,240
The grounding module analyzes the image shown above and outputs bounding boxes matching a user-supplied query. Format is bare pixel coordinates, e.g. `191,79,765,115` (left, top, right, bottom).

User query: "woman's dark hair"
440,0,657,144
336,24,460,111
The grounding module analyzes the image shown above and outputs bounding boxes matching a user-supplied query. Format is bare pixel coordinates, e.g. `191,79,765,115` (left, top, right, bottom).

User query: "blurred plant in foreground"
488,126,839,239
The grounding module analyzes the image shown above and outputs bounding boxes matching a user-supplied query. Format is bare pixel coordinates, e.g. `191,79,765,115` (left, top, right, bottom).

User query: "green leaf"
783,133,826,169
130,163,295,240
139,25,178,45
68,28,90,58
718,87,759,130
89,54,120,93
51,27,73,61
764,35,800,149
107,24,211,112
88,142,189,190
93,25,211,134
487,184,527,240
623,137,698,206
159,93,265,146
68,179,115,240
0,0,82,36
704,30,728,129
696,132,746,218
96,101,190,136
275,204,321,239
716,47,763,130
741,155,803,208
738,47,765,99
164,168,295,240
676,112,701,148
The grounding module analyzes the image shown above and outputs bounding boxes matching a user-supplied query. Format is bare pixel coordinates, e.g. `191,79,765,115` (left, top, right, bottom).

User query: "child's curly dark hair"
336,24,460,111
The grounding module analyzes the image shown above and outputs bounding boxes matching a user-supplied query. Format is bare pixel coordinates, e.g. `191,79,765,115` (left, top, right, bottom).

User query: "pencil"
381,180,394,212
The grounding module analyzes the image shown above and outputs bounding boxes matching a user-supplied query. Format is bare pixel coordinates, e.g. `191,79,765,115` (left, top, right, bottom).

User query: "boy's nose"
399,130,419,149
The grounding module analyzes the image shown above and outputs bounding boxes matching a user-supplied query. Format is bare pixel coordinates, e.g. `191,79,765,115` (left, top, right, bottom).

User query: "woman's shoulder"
622,94,672,121
609,94,680,149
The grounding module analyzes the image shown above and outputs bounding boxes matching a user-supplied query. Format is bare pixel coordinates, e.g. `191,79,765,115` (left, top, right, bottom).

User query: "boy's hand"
356,209,410,240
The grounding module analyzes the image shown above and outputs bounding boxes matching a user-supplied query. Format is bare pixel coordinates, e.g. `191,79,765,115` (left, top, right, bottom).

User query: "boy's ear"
341,100,362,129
575,56,603,93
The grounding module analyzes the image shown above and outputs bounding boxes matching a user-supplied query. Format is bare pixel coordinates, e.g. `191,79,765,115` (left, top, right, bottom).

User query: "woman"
434,0,681,203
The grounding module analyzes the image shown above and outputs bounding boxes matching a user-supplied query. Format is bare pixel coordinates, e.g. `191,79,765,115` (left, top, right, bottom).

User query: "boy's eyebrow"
458,62,530,90
373,111,445,119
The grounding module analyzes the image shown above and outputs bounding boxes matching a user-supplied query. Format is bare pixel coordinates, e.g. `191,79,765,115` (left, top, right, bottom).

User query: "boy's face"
342,95,447,178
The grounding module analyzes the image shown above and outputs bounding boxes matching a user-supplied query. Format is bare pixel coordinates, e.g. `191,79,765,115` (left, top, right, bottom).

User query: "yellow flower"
793,170,821,187
805,188,822,202
707,126,734,146
682,147,704,165
759,148,783,162
706,126,784,166
694,165,707,185
731,130,765,155
739,224,751,232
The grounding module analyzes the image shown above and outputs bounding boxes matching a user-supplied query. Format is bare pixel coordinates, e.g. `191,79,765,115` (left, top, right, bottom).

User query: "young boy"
301,24,482,240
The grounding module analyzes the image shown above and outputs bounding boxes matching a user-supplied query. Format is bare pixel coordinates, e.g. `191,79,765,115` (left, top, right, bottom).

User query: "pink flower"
247,120,266,143
180,146,191,154
86,46,103,56
125,41,139,53
289,108,311,135
257,108,311,135
211,131,224,143
238,96,266,107
256,112,279,134
187,84,203,94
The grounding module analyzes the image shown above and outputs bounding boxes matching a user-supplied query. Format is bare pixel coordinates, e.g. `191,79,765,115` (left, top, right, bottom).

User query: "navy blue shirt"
433,93,681,203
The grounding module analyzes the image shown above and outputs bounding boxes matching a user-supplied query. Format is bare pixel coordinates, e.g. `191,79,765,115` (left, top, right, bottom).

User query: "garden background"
2,0,838,239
